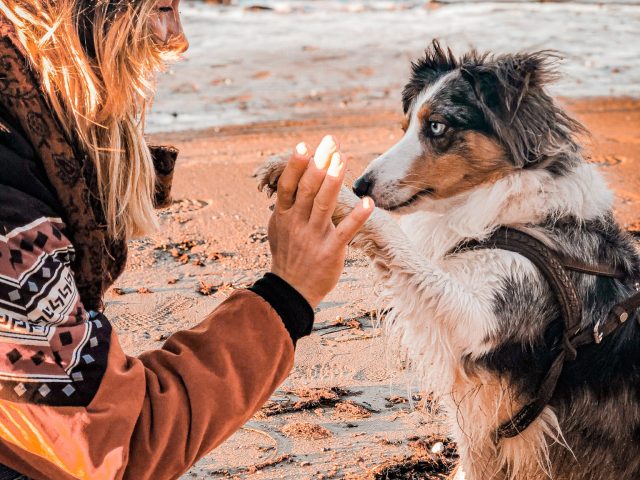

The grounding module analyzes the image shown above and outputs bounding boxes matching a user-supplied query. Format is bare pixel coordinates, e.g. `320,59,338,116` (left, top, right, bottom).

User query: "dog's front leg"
338,194,512,480
256,158,494,354
333,188,436,286
335,189,497,357
332,188,426,270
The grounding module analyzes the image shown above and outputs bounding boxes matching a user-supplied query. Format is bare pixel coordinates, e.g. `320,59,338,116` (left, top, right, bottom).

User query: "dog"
257,40,640,479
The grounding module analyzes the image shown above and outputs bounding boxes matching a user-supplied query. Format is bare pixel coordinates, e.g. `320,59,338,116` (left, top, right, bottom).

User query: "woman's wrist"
249,273,315,345
268,267,323,309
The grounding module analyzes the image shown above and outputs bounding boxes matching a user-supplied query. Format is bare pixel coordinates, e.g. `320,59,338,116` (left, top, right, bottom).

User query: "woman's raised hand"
268,135,374,309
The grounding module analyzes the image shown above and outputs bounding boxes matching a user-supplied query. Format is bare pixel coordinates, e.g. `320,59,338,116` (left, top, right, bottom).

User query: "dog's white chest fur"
365,164,614,479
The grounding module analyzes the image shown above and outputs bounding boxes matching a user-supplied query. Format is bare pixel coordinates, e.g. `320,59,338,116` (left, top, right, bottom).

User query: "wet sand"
107,97,640,479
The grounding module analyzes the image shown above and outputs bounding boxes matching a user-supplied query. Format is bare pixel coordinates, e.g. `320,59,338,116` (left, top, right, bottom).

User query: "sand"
99,96,640,479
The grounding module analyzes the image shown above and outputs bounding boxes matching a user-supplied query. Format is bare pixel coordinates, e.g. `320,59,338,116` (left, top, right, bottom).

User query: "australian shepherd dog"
257,41,640,479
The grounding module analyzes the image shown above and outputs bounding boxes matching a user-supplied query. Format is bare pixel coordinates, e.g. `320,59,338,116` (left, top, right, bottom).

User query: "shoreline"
148,0,640,133
150,96,640,140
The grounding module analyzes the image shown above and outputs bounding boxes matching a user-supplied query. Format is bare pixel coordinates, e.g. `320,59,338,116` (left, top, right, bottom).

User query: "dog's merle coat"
473,214,640,478
257,41,640,479
515,216,640,479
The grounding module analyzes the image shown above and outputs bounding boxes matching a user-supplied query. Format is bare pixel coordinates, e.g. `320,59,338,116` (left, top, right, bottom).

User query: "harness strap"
495,350,566,439
572,288,640,348
456,227,583,439
455,227,640,440
456,227,583,341
560,257,625,279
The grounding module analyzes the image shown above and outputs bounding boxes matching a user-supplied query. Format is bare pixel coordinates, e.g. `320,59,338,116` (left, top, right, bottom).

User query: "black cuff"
249,273,314,345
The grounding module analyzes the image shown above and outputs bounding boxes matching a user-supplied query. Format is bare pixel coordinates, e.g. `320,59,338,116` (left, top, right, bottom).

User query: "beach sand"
102,97,640,479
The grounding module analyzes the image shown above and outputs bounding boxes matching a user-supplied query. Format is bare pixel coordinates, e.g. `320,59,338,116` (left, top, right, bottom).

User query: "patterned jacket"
0,18,313,480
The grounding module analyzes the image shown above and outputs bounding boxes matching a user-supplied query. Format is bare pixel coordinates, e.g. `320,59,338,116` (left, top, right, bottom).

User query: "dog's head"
353,40,585,212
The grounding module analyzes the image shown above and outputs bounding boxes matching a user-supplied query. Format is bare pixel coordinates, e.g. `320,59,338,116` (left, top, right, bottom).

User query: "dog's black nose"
353,175,374,198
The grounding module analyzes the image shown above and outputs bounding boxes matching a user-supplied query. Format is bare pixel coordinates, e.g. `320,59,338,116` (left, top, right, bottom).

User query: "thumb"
334,197,374,246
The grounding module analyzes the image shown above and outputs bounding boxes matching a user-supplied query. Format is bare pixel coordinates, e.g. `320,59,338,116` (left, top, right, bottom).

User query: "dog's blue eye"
430,122,447,136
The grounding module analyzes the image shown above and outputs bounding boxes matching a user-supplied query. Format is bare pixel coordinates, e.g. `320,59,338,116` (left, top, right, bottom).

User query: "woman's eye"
158,6,173,13
429,121,447,136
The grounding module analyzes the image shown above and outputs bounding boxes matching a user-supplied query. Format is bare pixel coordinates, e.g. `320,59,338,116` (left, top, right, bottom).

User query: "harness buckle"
612,305,629,324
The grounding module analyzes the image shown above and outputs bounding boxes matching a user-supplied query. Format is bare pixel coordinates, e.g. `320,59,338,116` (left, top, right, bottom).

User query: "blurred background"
149,0,640,132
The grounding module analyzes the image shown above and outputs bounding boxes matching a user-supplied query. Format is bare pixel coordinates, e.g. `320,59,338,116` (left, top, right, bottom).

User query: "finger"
309,152,346,230
293,135,339,219
276,143,312,211
334,197,375,246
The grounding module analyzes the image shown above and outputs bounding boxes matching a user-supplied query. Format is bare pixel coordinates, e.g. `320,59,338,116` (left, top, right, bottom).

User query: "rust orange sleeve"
124,290,295,479
0,290,295,480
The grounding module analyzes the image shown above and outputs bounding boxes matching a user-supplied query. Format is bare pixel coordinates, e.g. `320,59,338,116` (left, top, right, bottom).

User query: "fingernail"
327,152,344,178
314,136,338,169
363,197,374,209
321,135,336,148
295,142,308,156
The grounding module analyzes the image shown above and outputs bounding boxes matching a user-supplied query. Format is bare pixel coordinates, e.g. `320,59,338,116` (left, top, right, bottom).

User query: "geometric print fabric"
0,217,111,406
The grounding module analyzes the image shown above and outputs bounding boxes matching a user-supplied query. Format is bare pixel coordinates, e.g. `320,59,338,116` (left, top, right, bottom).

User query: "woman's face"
150,0,189,53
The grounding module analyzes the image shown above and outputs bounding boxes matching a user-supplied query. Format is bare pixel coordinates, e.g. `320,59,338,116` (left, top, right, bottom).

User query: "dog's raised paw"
253,155,288,197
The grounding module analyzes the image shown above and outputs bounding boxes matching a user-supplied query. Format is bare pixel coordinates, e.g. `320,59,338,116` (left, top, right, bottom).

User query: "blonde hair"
0,0,181,239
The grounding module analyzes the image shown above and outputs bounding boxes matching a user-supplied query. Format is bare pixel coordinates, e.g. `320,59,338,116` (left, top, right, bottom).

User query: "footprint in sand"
590,155,627,167
111,295,193,333
158,198,212,218
298,363,356,381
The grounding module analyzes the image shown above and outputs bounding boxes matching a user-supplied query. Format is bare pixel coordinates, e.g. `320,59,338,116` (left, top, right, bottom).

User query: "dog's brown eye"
429,121,447,137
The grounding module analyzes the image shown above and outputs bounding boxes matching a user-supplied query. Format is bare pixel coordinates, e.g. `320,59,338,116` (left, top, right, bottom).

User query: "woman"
0,1,373,479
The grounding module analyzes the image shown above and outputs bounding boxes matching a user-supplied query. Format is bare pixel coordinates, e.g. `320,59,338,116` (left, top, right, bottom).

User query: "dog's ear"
461,51,583,168
461,51,559,123
403,39,459,114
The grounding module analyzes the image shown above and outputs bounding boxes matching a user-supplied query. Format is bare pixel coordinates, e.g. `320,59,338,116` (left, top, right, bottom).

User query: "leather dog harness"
455,227,640,441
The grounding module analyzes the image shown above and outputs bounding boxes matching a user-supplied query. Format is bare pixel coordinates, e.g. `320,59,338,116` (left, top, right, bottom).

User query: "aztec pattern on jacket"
0,20,170,406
